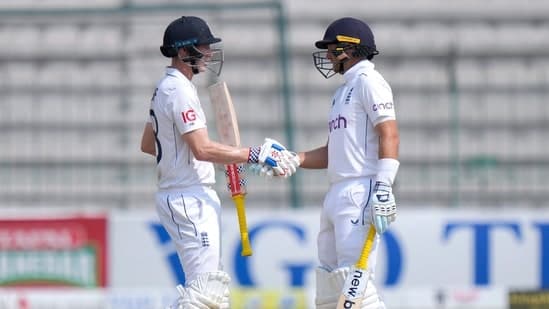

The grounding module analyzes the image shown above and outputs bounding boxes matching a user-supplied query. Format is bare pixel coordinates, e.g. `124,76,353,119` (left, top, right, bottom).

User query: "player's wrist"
375,158,400,186
247,146,261,164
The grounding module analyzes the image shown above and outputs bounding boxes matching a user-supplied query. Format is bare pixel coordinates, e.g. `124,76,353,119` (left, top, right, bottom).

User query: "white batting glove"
370,181,397,234
258,138,286,173
248,138,290,176
249,163,274,178
277,151,300,177
248,149,300,179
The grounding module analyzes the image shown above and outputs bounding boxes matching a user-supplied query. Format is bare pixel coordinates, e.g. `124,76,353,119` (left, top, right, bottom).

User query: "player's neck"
171,58,194,80
342,58,362,74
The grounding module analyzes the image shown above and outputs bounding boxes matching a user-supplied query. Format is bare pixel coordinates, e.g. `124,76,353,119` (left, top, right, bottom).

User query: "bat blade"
336,225,377,308
208,81,252,256
208,81,240,147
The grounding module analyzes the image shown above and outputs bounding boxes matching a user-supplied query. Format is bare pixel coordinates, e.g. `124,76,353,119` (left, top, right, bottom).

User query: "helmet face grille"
178,45,224,76
312,51,337,79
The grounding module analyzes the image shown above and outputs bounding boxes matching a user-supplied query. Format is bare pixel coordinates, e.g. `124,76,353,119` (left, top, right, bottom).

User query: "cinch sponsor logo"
372,102,393,111
329,114,347,132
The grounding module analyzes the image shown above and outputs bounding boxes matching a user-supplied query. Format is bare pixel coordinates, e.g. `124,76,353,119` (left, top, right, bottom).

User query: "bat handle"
356,225,376,269
232,194,253,256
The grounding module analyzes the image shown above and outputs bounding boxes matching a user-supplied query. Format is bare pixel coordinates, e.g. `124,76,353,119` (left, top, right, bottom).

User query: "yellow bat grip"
356,225,376,269
232,194,253,256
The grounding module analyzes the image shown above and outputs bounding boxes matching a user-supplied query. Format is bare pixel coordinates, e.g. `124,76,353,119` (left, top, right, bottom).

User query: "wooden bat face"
209,80,253,257
209,81,248,196
208,81,240,147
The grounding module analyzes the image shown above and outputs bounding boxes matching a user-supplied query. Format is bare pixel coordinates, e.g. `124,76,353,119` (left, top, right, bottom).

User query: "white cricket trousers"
317,177,381,272
155,185,222,284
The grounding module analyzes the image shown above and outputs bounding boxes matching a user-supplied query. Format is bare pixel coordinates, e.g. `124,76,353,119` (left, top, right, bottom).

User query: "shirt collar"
343,60,375,83
165,66,188,80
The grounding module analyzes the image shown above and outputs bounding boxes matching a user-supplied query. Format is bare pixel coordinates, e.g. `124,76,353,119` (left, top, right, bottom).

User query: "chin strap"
177,56,201,75
180,45,205,75
334,53,350,74
190,59,200,74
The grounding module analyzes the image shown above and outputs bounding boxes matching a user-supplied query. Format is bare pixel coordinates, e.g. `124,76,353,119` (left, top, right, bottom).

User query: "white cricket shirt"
147,67,215,190
327,60,396,183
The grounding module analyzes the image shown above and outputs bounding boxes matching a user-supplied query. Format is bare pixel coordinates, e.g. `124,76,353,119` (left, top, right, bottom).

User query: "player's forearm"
378,131,399,159
377,121,400,185
298,146,328,169
184,128,250,164
141,146,156,157
376,120,400,159
379,135,399,159
193,141,250,164
140,124,156,156
140,137,156,156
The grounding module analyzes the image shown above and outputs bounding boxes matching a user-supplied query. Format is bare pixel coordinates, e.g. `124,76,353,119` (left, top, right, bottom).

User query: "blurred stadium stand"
0,0,548,209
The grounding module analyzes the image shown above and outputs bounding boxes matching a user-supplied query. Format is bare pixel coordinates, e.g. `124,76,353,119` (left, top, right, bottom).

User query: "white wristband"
375,158,400,185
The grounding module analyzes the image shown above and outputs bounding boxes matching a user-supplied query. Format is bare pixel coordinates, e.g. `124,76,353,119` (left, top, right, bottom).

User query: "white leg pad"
169,271,231,309
315,267,385,309
360,281,386,309
315,267,336,308
219,285,231,309
315,267,350,309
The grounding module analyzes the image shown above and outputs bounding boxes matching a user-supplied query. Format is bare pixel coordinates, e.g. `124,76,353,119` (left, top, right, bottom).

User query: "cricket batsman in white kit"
254,17,400,308
140,16,299,309
309,17,400,308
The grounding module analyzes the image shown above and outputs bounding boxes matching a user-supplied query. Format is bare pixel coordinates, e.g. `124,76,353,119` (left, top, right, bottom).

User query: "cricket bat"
336,225,377,308
208,81,252,257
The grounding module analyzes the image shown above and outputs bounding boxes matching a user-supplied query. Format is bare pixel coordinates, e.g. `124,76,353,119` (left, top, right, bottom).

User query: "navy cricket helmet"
313,17,379,78
160,16,221,58
315,17,377,52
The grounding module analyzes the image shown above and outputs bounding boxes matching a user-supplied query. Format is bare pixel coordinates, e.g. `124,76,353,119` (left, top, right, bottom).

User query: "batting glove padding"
267,150,300,178
248,138,300,178
370,181,397,234
280,151,300,176
249,163,274,178
248,150,300,178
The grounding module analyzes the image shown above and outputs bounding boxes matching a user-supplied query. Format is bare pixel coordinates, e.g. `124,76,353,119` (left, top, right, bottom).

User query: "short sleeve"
171,86,207,135
359,75,396,126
